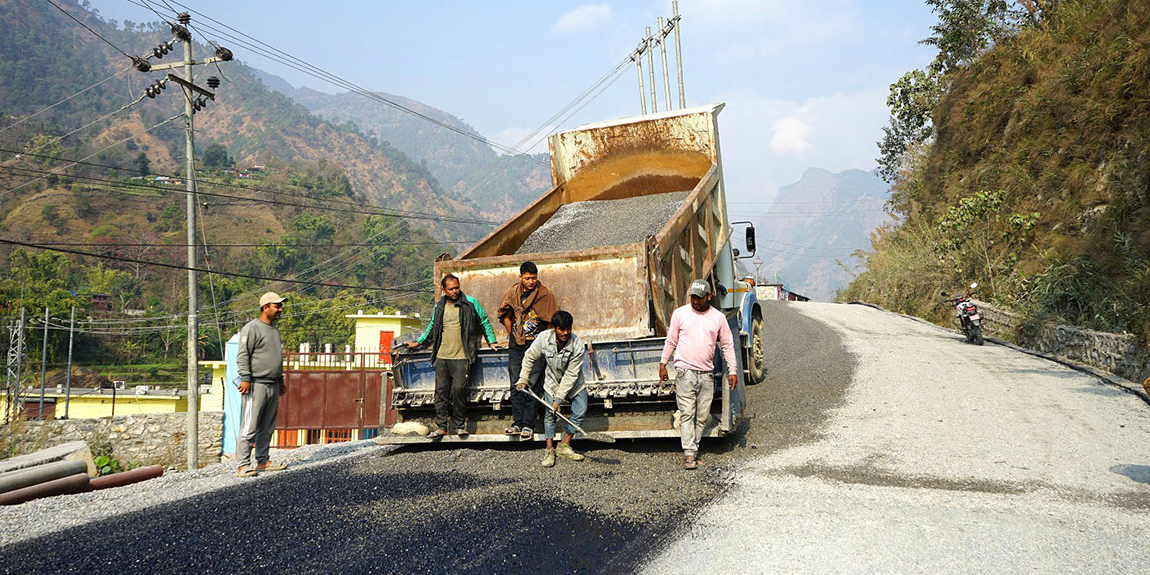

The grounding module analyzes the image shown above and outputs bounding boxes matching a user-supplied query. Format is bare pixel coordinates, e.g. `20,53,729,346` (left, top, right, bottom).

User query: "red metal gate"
276,352,390,444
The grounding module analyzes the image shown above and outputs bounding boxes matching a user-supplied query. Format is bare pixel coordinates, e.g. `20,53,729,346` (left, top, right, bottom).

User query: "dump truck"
377,103,764,443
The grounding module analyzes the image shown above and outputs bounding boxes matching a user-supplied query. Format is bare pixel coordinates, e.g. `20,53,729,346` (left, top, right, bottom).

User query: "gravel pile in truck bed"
516,191,691,254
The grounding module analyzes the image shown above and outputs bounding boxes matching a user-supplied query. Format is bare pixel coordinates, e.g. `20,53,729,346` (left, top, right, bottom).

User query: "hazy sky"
88,1,938,212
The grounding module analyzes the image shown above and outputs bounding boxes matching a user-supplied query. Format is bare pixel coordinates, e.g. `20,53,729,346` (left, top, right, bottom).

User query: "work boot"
555,443,584,461
541,448,556,468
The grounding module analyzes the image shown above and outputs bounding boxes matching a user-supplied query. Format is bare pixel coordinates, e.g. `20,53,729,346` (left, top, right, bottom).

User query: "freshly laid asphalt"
0,301,855,574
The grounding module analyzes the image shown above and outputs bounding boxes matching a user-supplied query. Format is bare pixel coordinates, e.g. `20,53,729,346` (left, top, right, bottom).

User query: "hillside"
257,71,551,218
0,0,461,366
753,168,891,301
0,0,491,243
842,0,1150,336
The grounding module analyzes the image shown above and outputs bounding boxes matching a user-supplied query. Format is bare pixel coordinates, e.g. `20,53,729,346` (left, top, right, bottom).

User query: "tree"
26,134,62,167
876,1,1041,185
203,144,234,170
132,152,151,176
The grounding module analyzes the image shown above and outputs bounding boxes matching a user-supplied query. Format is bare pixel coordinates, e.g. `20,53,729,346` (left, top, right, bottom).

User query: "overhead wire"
0,148,501,224
1,113,181,197
43,0,136,60
0,66,134,135
4,93,150,163
0,163,500,225
135,0,549,165
0,238,421,292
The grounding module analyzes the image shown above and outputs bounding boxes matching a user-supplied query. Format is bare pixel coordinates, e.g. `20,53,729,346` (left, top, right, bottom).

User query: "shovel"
520,385,616,444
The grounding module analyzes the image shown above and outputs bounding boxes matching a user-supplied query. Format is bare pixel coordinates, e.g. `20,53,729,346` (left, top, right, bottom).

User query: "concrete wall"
7,412,223,470
974,300,1150,384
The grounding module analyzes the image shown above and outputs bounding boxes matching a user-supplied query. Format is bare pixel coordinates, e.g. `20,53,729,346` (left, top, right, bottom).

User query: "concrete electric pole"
144,13,231,469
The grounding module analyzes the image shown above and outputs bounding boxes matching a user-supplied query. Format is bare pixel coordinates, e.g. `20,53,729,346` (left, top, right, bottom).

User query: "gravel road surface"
0,301,851,573
645,302,1150,573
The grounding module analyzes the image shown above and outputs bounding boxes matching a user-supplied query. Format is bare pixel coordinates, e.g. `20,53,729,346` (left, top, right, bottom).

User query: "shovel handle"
521,386,587,435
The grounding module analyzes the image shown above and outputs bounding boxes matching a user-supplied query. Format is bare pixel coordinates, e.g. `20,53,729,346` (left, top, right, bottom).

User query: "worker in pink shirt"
659,279,738,470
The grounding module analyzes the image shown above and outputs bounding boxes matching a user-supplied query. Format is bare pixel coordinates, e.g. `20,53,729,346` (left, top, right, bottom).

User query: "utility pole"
636,44,648,115
4,308,26,424
64,306,74,419
646,27,658,113
180,13,200,470
144,13,232,469
673,1,686,108
658,17,672,110
38,307,48,418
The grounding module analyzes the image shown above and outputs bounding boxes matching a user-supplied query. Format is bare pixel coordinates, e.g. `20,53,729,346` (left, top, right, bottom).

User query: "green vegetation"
843,0,1150,338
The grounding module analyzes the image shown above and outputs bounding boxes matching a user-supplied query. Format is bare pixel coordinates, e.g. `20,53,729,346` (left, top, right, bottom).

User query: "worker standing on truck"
659,280,738,470
406,274,499,439
498,261,560,439
235,292,289,478
517,310,587,467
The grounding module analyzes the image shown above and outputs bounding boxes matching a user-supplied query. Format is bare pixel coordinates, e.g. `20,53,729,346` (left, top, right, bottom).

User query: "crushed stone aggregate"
515,191,690,254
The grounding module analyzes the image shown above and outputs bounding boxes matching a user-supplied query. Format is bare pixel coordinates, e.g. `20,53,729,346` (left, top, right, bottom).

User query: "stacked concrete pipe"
0,459,89,496
0,459,165,505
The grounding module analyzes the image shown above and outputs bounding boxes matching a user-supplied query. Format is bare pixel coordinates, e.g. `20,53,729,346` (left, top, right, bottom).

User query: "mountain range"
752,168,892,301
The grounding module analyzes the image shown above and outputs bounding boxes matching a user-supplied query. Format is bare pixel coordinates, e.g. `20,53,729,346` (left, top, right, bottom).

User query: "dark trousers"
508,340,545,430
434,359,470,432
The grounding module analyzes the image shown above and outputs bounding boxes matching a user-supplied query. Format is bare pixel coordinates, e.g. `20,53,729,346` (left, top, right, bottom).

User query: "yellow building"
346,312,424,354
4,361,227,420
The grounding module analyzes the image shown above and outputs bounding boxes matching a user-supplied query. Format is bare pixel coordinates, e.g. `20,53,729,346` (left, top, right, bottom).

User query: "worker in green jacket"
406,274,499,439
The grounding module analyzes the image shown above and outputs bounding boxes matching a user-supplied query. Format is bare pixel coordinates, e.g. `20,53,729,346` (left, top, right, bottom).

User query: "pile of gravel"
516,191,690,254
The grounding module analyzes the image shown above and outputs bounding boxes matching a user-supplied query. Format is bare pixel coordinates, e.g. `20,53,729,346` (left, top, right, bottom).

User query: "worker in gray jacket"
516,310,587,468
235,292,288,478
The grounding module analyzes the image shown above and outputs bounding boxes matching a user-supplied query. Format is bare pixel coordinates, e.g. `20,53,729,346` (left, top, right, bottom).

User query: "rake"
521,386,616,444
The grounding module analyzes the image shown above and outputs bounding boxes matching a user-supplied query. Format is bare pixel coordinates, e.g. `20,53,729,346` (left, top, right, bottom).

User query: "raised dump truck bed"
377,104,763,444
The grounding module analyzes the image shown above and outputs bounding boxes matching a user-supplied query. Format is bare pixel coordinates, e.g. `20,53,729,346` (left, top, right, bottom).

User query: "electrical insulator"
153,46,164,59
133,57,151,73
177,12,190,25
171,23,191,41
206,76,220,89
215,47,234,62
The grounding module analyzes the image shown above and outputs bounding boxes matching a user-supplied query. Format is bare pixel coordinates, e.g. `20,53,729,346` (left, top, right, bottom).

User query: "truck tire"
746,316,766,384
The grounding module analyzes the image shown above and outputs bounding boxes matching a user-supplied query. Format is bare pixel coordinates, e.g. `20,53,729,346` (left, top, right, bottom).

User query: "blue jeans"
543,388,588,439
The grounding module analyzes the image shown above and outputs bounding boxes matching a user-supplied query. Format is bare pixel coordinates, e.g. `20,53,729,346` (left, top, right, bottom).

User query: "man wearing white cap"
659,279,737,470
235,292,288,477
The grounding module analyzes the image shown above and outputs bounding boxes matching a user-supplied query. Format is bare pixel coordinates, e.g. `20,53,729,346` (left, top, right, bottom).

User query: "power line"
5,93,149,162
0,164,500,226
0,147,500,225
135,0,548,166
1,113,182,197
30,241,473,248
43,0,136,60
0,66,134,135
0,238,419,292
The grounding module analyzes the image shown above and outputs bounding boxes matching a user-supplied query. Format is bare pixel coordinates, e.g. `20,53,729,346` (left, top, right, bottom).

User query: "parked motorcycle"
940,283,984,346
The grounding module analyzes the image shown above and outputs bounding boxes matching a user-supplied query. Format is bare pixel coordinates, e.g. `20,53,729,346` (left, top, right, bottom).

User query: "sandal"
520,427,534,439
427,429,447,440
504,425,521,435
683,455,698,470
257,461,287,472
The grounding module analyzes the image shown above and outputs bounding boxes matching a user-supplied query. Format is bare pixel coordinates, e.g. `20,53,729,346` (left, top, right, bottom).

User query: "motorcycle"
940,282,984,346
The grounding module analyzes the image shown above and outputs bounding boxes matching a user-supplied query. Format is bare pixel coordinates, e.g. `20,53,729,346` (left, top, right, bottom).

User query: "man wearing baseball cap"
659,279,737,470
235,292,288,477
